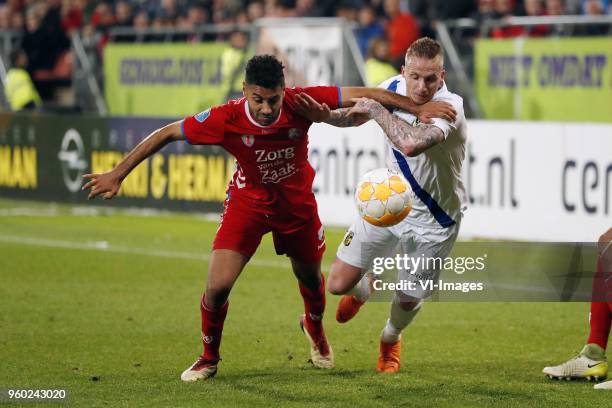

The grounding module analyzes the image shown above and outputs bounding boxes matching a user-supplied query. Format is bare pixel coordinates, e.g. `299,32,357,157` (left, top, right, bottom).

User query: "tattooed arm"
324,108,369,127
293,92,456,125
351,98,446,157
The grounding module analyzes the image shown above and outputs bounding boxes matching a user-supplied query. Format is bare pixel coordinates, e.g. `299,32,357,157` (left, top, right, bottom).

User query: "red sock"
587,259,612,349
299,274,326,330
200,295,229,362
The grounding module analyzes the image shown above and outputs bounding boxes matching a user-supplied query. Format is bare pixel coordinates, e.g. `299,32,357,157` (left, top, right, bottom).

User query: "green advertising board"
0,113,233,212
475,37,612,122
104,43,235,117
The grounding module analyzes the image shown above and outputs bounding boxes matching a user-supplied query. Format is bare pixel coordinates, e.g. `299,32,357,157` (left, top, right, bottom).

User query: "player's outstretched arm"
340,87,457,124
350,98,445,157
294,93,368,127
293,90,456,127
82,121,184,200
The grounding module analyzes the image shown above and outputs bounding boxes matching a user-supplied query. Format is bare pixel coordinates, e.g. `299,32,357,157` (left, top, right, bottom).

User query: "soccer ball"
354,168,412,227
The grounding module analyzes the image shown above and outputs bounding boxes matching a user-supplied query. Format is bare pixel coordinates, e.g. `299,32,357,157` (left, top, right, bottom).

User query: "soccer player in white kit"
325,37,468,372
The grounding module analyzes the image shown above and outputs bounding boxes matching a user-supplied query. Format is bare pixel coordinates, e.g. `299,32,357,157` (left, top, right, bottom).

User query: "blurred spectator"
522,0,550,36
133,9,150,29
364,36,397,86
491,0,525,37
472,0,497,21
432,0,477,19
156,0,180,21
83,2,115,55
247,1,265,21
336,0,361,23
524,0,545,16
4,49,41,111
186,4,208,27
470,0,496,36
151,13,174,28
494,0,517,16
295,0,324,17
473,0,519,37
235,10,249,24
355,5,385,57
211,0,244,23
545,0,567,35
263,0,277,17
545,0,566,15
581,0,610,34
115,1,134,27
61,0,85,35
584,0,607,14
0,4,11,29
384,0,420,66
22,1,70,72
11,9,24,30
565,0,584,13
88,2,115,32
222,30,248,97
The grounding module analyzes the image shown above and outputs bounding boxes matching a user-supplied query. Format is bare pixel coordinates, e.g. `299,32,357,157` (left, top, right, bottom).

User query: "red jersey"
182,86,341,219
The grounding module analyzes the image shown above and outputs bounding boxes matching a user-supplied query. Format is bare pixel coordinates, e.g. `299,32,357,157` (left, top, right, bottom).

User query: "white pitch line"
0,234,596,300
0,235,294,270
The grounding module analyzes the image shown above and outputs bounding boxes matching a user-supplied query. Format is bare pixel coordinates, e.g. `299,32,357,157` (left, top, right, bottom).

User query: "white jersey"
378,75,468,229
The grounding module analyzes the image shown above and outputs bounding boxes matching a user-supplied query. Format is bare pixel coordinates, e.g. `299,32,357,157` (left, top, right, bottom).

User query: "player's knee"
327,259,360,295
327,266,349,295
327,274,348,295
205,285,231,309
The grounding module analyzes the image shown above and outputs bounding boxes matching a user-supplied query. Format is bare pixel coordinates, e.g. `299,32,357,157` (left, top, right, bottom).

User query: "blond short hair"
405,37,444,66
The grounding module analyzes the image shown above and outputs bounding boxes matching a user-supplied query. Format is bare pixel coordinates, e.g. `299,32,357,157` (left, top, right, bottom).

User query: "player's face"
402,56,445,105
243,83,284,126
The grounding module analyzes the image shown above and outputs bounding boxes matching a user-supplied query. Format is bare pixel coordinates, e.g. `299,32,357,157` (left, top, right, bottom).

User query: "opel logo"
58,129,88,193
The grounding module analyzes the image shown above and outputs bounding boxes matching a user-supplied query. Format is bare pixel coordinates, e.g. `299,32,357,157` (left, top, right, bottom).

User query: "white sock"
347,273,371,302
381,296,422,343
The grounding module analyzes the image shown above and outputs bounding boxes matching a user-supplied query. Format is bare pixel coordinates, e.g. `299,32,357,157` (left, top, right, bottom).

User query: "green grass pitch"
0,198,608,407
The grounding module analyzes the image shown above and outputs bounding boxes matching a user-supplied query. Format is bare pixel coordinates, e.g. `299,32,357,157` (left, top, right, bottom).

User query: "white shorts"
336,217,460,300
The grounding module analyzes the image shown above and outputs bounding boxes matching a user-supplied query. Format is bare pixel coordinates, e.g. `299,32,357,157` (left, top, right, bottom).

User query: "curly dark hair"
245,54,285,89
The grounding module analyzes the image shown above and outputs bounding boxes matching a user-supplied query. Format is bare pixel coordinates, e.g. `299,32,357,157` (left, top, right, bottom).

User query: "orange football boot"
335,295,366,323
376,339,401,373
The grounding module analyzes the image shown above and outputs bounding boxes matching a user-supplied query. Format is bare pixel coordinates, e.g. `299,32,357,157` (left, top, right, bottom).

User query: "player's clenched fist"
81,171,122,200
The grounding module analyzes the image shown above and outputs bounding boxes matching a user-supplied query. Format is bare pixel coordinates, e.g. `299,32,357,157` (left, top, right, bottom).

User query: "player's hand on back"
81,171,122,200
416,101,456,124
294,93,331,122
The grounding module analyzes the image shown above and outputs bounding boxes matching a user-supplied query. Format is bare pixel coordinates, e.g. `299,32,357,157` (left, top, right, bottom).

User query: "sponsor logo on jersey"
288,128,302,140
260,163,297,183
343,231,354,246
241,135,255,147
255,147,295,162
252,147,298,183
195,109,210,123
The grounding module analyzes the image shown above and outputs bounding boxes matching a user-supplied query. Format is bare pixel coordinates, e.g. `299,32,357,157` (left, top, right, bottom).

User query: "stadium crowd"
0,0,609,109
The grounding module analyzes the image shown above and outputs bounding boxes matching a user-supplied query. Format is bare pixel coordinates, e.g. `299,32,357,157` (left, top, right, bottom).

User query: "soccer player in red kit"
81,55,456,381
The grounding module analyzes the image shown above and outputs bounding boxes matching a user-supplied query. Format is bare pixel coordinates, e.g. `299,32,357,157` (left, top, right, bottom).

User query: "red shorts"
213,196,326,263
